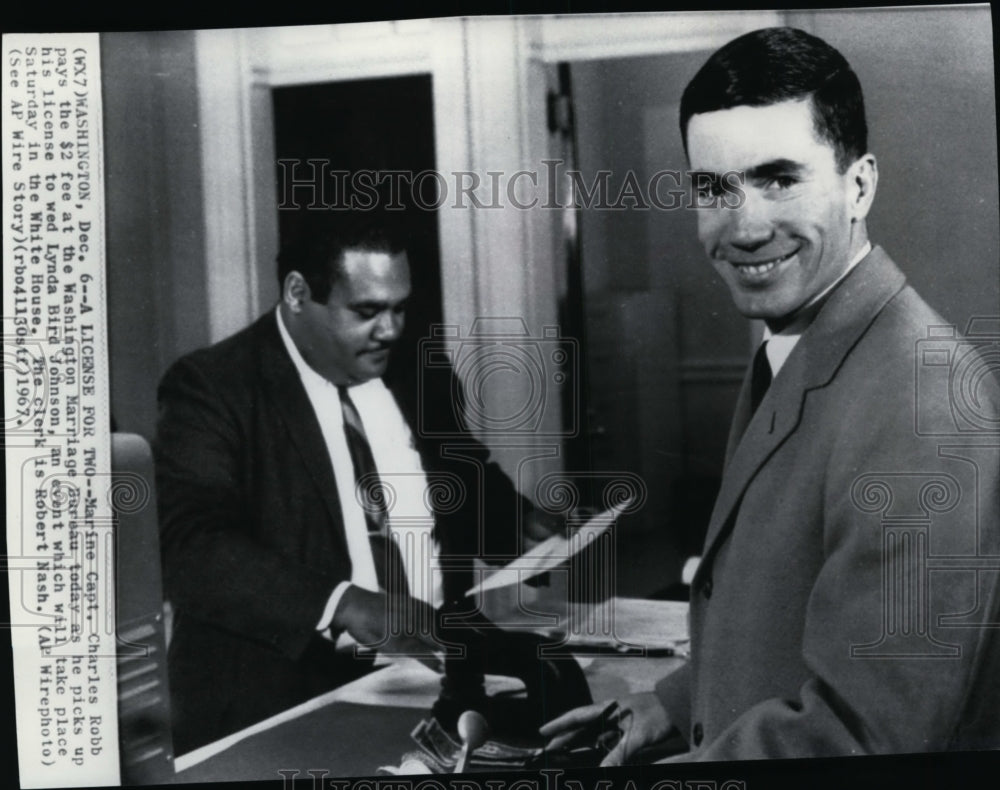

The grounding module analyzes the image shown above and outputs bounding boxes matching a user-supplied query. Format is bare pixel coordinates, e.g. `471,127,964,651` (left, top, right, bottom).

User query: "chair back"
112,432,174,784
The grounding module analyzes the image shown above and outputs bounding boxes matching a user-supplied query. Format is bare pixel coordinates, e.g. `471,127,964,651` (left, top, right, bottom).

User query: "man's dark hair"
680,27,867,172
277,212,409,304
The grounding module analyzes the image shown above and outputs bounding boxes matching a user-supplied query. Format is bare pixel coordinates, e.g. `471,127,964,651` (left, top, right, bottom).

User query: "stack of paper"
557,597,688,650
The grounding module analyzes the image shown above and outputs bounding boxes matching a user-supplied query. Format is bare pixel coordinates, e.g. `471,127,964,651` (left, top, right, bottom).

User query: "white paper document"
465,498,633,597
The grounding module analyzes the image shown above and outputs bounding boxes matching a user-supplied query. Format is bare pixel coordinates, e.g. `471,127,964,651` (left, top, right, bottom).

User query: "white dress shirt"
275,309,442,641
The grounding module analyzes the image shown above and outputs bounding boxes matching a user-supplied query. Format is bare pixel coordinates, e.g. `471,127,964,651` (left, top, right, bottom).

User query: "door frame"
193,11,781,487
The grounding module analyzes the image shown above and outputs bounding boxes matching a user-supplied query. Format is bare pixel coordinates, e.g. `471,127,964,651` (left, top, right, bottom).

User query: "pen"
544,700,621,753
541,644,676,657
599,700,619,722
613,644,675,657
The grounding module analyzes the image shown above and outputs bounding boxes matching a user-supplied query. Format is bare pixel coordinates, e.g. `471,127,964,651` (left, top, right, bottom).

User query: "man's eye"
766,175,797,190
354,308,379,320
694,178,725,202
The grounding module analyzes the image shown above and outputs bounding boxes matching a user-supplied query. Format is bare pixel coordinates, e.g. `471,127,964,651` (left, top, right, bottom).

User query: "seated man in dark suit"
542,26,1000,762
155,214,559,753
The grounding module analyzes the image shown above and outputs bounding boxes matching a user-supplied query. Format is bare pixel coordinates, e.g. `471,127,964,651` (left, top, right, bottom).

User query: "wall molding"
528,11,782,63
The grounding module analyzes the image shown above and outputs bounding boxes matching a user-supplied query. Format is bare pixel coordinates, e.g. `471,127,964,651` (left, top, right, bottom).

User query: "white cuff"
681,556,701,586
317,580,353,631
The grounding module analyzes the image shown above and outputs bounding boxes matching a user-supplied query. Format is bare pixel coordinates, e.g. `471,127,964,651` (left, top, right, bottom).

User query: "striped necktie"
338,386,409,596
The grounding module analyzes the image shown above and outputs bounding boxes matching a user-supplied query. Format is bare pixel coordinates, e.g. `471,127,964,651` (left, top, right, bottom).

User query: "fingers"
382,614,441,651
599,740,628,768
384,597,446,660
600,717,636,767
349,593,442,650
543,728,587,753
600,703,657,767
385,596,436,636
538,701,607,737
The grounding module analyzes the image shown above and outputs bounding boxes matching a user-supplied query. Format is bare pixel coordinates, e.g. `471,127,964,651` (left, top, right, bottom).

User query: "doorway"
271,74,443,359
559,51,749,595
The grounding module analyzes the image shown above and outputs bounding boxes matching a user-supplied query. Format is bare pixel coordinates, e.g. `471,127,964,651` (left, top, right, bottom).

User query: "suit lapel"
697,247,908,572
254,312,348,553
723,370,754,466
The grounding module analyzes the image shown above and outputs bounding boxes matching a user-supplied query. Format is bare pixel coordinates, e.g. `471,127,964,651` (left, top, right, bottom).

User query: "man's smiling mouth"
729,248,799,277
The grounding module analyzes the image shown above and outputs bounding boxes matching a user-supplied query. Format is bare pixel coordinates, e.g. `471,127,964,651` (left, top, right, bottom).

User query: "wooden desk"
170,654,685,783
171,701,423,782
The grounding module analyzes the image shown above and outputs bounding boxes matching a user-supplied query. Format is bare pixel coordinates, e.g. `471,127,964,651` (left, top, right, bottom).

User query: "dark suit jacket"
655,247,1000,759
154,311,530,753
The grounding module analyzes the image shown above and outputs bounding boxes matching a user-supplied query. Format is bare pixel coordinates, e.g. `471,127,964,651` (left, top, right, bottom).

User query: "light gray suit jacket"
655,247,1000,759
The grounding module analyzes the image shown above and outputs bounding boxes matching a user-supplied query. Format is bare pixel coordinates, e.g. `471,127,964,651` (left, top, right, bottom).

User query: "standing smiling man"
542,27,1000,761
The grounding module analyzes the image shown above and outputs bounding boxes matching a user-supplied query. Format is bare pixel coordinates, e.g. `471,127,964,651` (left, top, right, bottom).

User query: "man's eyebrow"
744,159,808,180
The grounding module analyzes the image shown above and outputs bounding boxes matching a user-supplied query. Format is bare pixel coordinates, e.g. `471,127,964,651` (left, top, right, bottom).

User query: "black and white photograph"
3,4,1000,789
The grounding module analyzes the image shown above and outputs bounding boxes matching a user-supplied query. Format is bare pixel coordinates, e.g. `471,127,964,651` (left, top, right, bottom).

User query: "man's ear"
848,153,878,222
282,271,310,313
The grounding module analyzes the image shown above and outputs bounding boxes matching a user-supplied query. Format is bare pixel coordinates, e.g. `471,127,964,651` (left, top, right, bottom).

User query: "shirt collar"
276,305,337,391
762,241,871,344
276,307,385,401
761,241,872,374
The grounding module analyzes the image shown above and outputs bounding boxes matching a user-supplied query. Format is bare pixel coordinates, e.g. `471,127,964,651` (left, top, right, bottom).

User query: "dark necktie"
338,386,409,596
750,340,772,415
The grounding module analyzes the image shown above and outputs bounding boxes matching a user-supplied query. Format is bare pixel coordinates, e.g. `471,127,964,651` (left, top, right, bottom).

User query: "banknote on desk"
378,717,543,773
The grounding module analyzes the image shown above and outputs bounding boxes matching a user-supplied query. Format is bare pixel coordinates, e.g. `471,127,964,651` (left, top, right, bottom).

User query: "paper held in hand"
465,497,633,597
